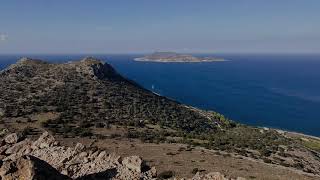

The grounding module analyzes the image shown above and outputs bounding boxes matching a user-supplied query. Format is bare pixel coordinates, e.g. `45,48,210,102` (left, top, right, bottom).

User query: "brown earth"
57,136,319,180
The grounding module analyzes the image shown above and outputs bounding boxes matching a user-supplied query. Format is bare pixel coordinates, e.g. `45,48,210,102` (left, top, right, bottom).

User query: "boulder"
0,155,71,180
122,156,143,173
0,128,9,137
4,133,22,144
5,139,31,155
74,143,85,152
0,144,9,154
32,131,55,149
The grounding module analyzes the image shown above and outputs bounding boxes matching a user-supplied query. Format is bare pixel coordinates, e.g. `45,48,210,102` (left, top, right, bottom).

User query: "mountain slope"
0,57,226,133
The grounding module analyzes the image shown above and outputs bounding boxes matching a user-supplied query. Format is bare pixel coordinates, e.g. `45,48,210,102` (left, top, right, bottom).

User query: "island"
134,52,226,62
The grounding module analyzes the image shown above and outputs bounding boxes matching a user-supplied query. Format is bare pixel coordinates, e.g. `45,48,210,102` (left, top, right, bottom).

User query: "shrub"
263,158,272,163
95,122,105,128
293,162,304,169
191,168,199,174
158,171,174,179
79,130,93,137
259,148,272,157
22,127,33,136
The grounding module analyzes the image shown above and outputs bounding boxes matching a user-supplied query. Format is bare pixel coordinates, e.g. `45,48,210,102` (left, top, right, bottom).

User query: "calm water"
1,54,320,136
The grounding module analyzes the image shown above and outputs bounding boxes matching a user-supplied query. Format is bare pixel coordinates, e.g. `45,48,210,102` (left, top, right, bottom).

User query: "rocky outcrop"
0,155,71,180
191,172,246,180
74,57,121,81
0,132,245,180
0,132,156,179
4,133,21,144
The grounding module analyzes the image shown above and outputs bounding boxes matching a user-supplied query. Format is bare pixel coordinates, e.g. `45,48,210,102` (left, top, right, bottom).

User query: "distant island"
134,52,226,62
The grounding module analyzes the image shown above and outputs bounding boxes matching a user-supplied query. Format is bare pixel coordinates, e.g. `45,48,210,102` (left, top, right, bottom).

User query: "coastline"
258,126,320,141
274,128,320,141
187,104,320,140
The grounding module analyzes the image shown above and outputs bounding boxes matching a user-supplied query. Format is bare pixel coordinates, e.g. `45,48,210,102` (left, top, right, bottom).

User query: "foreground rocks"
0,132,244,179
0,155,71,180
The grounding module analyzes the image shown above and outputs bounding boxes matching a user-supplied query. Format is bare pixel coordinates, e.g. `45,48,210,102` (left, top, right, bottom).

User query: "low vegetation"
301,138,320,152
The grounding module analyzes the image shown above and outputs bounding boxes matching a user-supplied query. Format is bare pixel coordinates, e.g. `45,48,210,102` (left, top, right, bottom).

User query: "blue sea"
1,54,320,137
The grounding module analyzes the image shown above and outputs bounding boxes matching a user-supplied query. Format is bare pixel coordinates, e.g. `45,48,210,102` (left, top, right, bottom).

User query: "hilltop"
0,57,227,134
0,57,319,179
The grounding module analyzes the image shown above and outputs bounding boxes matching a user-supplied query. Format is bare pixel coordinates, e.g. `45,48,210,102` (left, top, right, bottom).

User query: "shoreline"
187,104,320,140
259,126,320,140
275,128,320,140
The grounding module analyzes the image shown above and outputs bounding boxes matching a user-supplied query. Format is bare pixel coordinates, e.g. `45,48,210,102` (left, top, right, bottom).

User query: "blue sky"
0,0,319,54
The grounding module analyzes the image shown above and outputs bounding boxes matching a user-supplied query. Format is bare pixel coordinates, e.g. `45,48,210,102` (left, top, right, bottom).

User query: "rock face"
0,132,156,180
4,133,20,144
0,132,244,180
0,155,71,180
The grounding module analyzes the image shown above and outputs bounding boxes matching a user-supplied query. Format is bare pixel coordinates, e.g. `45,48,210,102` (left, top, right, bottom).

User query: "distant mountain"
134,52,225,62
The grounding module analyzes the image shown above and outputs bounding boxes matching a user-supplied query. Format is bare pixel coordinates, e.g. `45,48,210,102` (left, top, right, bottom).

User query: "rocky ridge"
0,132,244,180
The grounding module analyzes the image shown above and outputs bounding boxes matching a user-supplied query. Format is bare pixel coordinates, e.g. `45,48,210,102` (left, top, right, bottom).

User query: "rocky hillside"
0,57,226,134
0,131,243,180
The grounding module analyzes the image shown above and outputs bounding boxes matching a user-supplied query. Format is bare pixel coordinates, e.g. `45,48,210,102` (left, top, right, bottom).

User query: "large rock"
3,139,32,161
0,128,8,137
32,131,55,149
122,156,143,173
0,144,9,154
0,155,71,180
5,139,32,155
4,133,22,144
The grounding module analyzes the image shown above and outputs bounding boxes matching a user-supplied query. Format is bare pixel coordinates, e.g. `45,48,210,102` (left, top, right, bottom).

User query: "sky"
0,0,319,54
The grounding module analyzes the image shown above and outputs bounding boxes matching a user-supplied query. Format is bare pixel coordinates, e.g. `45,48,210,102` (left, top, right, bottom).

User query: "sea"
0,54,319,137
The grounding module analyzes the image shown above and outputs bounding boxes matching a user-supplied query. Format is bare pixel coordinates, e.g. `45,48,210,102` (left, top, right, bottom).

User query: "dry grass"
302,138,320,152
56,136,318,180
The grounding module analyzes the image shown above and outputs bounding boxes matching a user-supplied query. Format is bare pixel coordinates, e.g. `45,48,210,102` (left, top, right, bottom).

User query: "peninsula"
134,52,225,62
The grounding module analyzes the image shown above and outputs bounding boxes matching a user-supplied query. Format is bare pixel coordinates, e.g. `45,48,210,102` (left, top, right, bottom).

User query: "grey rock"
0,132,242,180
0,155,71,180
4,133,21,144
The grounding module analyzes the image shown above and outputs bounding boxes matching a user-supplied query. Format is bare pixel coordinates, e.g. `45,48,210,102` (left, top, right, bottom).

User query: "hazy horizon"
1,0,320,54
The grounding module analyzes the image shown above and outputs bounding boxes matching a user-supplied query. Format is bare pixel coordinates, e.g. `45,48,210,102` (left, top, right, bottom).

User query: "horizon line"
1,52,320,56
